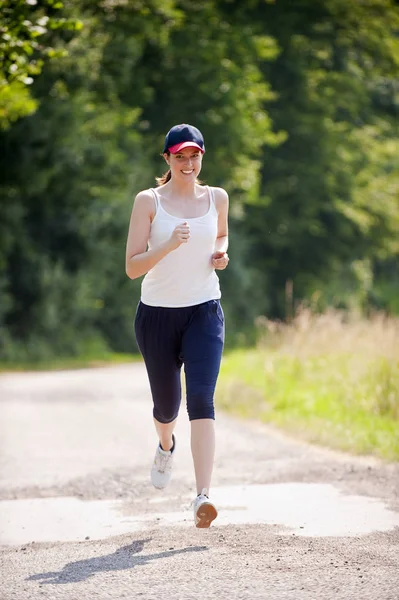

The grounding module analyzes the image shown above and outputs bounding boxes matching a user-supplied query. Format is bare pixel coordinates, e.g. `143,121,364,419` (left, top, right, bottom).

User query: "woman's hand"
168,222,190,250
212,250,229,270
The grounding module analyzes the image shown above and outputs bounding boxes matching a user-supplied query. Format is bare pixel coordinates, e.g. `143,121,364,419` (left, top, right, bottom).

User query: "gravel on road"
0,363,398,600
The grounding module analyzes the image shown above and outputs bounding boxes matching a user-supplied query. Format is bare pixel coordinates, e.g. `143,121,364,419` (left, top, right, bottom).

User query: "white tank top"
141,186,221,307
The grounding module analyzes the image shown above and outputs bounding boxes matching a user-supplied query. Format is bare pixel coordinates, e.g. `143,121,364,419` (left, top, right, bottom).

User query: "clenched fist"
168,222,190,250
212,251,229,270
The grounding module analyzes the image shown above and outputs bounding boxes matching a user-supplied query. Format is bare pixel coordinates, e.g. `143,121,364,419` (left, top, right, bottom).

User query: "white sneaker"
150,435,175,490
193,488,218,528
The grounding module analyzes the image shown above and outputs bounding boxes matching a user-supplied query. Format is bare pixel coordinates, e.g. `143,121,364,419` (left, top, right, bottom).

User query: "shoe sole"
195,502,218,529
151,475,171,490
152,483,168,490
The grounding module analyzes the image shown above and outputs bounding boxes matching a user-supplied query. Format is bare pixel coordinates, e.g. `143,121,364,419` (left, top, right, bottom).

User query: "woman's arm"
125,190,190,280
212,187,229,270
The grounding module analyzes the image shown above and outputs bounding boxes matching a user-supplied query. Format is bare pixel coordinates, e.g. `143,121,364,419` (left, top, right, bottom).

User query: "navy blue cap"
163,124,205,154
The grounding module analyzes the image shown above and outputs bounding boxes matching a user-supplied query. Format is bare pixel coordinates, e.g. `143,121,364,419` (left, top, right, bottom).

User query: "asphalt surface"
0,363,398,599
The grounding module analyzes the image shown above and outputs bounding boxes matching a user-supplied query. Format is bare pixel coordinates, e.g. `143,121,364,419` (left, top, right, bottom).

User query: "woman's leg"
182,300,225,495
154,417,176,451
134,302,183,488
190,418,215,494
135,302,183,427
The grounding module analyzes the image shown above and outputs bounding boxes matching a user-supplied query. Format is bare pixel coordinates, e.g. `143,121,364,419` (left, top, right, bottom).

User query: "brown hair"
155,152,171,186
155,169,172,186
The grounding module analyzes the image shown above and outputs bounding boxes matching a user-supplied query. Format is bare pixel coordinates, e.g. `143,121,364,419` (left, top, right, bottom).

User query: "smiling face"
164,146,203,182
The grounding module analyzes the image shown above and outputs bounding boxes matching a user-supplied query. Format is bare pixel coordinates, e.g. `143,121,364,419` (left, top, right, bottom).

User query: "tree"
0,0,283,358
0,0,81,128
227,0,399,316
1,0,399,361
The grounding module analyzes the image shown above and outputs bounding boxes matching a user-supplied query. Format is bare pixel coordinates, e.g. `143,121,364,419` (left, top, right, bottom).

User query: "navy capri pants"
134,299,225,423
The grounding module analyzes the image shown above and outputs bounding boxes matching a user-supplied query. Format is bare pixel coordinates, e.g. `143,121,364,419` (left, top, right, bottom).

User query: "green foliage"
0,0,399,361
235,0,399,316
0,0,82,127
0,80,37,127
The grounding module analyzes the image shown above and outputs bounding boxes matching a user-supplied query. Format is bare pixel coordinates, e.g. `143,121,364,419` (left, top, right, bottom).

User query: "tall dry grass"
255,309,399,419
218,309,399,459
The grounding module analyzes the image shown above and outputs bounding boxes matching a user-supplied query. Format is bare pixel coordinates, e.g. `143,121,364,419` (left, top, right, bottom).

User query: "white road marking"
1,483,398,546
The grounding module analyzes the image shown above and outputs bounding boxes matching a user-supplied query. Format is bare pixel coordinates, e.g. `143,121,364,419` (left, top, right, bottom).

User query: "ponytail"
155,169,172,186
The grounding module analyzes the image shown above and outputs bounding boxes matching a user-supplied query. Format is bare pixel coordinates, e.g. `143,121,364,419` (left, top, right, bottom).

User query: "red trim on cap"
168,141,204,154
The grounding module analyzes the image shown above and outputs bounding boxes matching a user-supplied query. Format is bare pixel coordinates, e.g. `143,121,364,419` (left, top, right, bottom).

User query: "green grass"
2,309,398,461
0,352,140,373
217,310,399,461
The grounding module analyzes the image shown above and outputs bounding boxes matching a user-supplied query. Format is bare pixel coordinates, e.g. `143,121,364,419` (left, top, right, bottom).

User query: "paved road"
0,363,398,599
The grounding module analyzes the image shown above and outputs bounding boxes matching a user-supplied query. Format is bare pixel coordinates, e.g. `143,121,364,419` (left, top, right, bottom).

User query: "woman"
125,123,229,528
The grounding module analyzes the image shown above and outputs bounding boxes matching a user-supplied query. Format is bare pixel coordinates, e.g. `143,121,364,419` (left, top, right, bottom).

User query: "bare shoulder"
211,186,229,210
134,188,155,206
132,188,156,218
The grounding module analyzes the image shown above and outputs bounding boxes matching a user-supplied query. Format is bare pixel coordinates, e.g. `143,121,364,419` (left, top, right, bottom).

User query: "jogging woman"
125,124,229,528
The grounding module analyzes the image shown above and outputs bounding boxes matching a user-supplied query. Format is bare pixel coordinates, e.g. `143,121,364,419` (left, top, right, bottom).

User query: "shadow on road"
26,538,207,584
